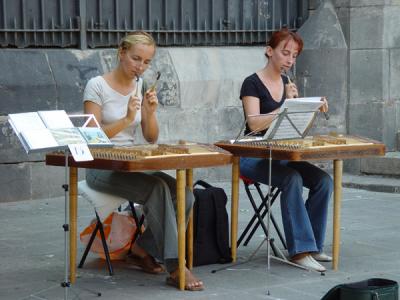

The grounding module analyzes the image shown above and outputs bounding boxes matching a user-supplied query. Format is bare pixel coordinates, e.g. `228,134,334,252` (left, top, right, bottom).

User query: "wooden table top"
215,135,386,161
46,142,233,171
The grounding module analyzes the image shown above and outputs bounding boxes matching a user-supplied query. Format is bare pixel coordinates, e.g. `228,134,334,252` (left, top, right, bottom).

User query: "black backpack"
192,180,232,266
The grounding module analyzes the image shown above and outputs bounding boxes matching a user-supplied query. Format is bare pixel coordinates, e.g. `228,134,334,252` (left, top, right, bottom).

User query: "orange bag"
80,211,139,260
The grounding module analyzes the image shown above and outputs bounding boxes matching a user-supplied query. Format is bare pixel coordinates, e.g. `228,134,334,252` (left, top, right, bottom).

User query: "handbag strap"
372,291,379,300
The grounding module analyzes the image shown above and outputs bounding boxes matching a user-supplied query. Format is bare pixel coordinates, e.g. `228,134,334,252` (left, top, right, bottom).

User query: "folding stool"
77,180,145,276
237,175,287,256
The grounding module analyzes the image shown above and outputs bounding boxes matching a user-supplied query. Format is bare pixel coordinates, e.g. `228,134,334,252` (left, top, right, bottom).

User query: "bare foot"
167,267,204,291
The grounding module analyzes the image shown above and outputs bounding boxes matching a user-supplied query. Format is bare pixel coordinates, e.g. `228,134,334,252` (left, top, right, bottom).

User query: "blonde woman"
83,31,203,291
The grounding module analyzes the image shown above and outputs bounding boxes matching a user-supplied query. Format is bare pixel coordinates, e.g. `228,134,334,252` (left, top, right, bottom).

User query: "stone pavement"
1,175,400,300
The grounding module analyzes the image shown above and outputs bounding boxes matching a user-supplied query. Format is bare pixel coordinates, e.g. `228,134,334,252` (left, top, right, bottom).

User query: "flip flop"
166,276,204,291
126,254,165,274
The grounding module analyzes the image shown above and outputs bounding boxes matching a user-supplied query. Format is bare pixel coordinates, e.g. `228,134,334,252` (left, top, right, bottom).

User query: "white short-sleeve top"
83,76,143,146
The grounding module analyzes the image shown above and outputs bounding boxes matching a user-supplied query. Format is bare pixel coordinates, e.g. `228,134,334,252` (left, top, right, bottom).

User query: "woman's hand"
142,89,158,115
141,88,159,143
126,95,141,122
319,97,329,113
285,82,299,98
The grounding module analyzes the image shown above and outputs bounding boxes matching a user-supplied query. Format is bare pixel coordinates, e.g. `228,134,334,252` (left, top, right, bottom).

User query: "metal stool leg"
241,183,281,257
79,213,114,276
237,184,264,246
128,201,145,248
244,187,284,248
238,180,287,252
97,213,114,276
78,221,100,269
252,184,287,249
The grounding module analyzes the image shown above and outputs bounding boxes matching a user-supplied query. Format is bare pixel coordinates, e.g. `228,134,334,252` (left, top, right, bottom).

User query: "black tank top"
240,73,289,136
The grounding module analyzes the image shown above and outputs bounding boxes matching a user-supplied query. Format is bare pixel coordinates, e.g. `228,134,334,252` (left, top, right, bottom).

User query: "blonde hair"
118,31,156,58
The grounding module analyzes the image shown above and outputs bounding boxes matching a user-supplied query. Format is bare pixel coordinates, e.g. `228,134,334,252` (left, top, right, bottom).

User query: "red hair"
267,28,303,55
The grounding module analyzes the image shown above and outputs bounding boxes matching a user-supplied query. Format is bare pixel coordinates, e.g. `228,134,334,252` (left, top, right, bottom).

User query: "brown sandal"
166,269,204,291
126,254,165,274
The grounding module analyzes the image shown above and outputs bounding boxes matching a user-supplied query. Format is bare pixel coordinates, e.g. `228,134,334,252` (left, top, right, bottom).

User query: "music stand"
25,149,102,300
229,101,324,272
7,111,103,299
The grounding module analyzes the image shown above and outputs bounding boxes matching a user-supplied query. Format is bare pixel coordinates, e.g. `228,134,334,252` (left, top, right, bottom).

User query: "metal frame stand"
237,182,286,253
26,150,101,300
215,109,327,275
212,147,318,275
243,147,323,273
263,147,308,271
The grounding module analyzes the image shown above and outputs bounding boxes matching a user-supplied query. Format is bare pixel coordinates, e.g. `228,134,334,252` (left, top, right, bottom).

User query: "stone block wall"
310,0,400,173
0,47,264,202
2,0,399,202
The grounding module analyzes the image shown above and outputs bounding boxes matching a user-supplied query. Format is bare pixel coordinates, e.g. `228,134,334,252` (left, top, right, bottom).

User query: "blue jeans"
240,157,333,257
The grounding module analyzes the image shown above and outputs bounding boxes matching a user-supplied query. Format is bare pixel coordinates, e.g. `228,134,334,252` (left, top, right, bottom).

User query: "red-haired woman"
239,28,333,272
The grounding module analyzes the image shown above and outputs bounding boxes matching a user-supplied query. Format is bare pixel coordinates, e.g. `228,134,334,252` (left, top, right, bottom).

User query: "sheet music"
38,110,74,129
8,112,47,134
8,111,110,160
264,97,323,140
21,128,59,150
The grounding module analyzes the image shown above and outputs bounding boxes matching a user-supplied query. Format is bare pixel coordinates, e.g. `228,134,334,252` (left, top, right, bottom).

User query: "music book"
263,97,324,140
78,127,113,147
8,110,112,155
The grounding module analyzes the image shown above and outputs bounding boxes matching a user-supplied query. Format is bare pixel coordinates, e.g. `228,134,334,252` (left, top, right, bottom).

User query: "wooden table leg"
176,169,186,290
186,169,194,270
231,156,240,262
69,166,78,283
332,159,343,271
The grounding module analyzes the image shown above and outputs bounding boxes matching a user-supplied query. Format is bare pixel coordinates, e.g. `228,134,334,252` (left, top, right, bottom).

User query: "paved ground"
1,175,400,300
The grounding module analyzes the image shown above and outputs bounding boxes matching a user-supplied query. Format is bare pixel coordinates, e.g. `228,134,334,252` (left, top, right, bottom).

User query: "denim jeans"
240,157,333,257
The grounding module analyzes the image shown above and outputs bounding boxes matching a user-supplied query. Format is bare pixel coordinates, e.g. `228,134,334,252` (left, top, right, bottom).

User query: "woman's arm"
140,89,159,143
84,98,140,138
242,96,279,134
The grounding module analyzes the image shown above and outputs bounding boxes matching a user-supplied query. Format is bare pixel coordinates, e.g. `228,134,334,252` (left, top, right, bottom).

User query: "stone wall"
308,0,400,173
0,47,264,202
1,0,399,202
347,1,400,152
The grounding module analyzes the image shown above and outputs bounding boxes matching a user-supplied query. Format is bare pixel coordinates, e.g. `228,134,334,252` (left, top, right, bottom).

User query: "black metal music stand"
261,107,328,272
216,107,322,273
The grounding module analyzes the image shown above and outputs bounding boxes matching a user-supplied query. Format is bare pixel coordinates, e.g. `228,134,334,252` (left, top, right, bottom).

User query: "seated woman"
83,31,203,291
239,28,333,272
